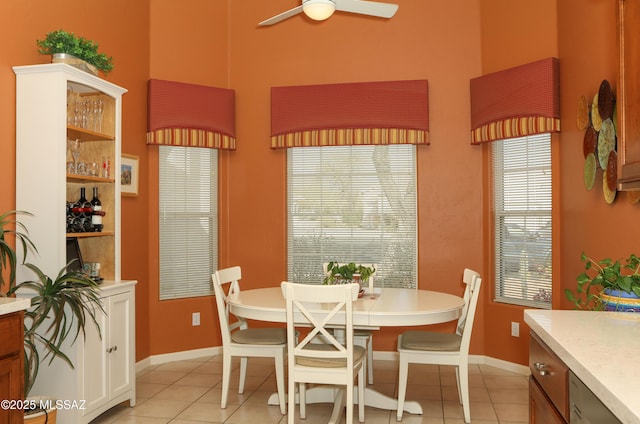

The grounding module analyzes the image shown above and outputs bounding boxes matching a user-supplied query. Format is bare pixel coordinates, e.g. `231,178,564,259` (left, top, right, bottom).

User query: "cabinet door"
529,377,566,424
618,0,640,189
108,291,133,398
82,301,109,414
0,355,24,424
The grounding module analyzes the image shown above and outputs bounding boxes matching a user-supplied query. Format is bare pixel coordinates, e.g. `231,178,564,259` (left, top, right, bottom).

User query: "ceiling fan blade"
335,0,398,18
259,5,304,26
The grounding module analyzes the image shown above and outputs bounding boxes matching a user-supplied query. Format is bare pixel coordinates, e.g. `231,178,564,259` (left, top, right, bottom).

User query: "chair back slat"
282,282,358,364
212,266,246,346
458,274,482,351
456,268,480,336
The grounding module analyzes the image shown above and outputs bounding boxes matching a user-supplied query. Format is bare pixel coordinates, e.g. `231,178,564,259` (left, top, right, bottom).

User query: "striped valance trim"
271,128,429,148
471,117,560,144
147,128,236,150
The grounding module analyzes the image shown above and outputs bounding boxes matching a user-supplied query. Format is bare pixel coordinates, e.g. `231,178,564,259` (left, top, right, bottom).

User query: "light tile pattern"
92,355,529,423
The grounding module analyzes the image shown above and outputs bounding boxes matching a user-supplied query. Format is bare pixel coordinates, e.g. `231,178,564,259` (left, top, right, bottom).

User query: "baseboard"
136,347,530,377
136,346,223,374
371,351,531,376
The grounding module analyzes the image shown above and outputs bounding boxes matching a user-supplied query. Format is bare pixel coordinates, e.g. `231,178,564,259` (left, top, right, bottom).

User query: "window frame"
286,144,418,289
491,134,552,309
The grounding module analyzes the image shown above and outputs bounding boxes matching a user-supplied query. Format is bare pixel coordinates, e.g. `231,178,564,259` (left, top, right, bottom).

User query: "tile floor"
92,354,529,423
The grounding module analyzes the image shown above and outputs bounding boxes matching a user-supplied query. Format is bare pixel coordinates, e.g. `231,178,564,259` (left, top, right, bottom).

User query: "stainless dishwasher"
569,371,622,423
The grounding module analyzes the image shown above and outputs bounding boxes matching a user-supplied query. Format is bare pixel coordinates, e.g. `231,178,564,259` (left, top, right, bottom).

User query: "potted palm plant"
1,210,103,422
36,29,114,75
565,252,640,311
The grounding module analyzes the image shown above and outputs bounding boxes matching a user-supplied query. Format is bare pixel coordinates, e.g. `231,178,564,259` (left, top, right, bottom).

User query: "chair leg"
288,377,295,424
396,354,408,421
458,363,471,424
346,381,353,424
274,354,286,414
300,383,307,419
358,365,365,422
367,335,374,385
238,356,248,393
221,353,232,409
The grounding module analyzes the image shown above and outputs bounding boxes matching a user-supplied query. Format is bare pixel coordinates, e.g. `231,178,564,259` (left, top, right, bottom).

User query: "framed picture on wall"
121,154,139,197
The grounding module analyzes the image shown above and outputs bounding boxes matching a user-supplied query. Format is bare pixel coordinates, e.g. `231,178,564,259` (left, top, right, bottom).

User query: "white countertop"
0,297,31,315
524,309,640,424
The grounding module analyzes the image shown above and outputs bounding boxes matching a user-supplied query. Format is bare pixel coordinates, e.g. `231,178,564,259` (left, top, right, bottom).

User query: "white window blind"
287,145,417,288
492,134,552,308
159,146,218,300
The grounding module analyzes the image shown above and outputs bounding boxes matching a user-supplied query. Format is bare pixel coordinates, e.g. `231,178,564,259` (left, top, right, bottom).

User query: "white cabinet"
13,64,136,423
82,283,136,422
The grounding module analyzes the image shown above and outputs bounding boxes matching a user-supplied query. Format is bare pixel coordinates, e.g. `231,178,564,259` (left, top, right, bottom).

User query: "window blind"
492,134,552,308
287,145,417,288
159,146,218,300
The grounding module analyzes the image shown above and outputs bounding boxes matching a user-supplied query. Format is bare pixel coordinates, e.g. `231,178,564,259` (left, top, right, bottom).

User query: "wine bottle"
91,187,103,231
74,187,93,232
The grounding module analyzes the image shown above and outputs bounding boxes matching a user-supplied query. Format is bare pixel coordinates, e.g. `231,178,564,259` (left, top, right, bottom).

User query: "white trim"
371,351,531,376
136,347,530,377
136,347,223,374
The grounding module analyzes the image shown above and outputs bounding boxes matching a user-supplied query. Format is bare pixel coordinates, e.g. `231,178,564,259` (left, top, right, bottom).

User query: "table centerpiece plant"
0,210,103,420
36,29,114,75
565,252,640,311
322,262,375,285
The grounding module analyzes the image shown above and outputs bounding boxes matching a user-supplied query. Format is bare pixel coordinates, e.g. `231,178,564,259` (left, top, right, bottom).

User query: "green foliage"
1,209,103,397
323,262,376,285
0,211,36,292
565,252,640,310
36,29,113,74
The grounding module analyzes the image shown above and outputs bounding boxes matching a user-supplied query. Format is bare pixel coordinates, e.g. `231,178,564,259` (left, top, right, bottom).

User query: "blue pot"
601,288,640,312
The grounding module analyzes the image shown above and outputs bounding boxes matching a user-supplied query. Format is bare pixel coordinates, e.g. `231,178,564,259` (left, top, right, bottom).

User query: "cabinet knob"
534,362,549,376
107,347,113,353
113,345,118,352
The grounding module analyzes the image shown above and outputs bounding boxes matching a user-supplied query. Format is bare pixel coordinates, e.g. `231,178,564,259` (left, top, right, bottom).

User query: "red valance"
470,57,560,144
147,79,236,150
270,80,429,148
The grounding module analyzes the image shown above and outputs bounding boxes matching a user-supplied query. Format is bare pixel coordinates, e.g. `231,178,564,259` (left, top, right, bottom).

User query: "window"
287,145,417,288
492,134,552,308
159,146,218,300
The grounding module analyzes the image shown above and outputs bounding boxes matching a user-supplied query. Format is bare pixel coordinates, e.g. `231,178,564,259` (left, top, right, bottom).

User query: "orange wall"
4,0,635,368
147,0,485,356
556,1,640,306
0,1,151,360
147,0,231,356
478,0,559,364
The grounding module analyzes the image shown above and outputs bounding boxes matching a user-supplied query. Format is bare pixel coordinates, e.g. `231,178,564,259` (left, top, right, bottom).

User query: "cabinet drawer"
529,377,566,424
0,312,23,359
529,332,569,421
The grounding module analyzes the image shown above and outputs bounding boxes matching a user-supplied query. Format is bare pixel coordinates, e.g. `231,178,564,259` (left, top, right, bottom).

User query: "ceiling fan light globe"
303,0,336,21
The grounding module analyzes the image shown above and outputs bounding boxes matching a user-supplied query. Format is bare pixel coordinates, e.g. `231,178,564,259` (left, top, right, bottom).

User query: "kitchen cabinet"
13,63,136,423
528,331,568,423
0,312,24,424
617,0,640,190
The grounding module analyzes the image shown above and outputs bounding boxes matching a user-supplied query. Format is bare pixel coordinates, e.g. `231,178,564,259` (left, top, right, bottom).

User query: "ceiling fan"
259,0,399,26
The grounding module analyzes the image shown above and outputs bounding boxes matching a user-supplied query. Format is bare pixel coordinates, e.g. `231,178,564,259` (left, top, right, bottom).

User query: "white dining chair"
212,266,287,414
281,281,366,424
396,268,482,423
322,262,376,385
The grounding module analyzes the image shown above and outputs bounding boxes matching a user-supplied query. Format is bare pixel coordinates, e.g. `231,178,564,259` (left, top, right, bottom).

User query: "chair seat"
399,330,462,351
296,343,366,368
231,327,287,345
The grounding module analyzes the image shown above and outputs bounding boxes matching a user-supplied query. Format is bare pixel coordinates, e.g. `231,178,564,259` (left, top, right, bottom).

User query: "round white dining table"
227,286,465,420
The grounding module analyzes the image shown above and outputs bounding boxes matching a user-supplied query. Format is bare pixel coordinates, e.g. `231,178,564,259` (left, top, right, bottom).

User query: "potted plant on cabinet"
1,210,103,423
565,252,640,311
36,29,114,75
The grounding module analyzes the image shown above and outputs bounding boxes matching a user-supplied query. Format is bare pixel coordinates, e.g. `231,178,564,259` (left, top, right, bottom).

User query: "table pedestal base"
268,386,422,423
